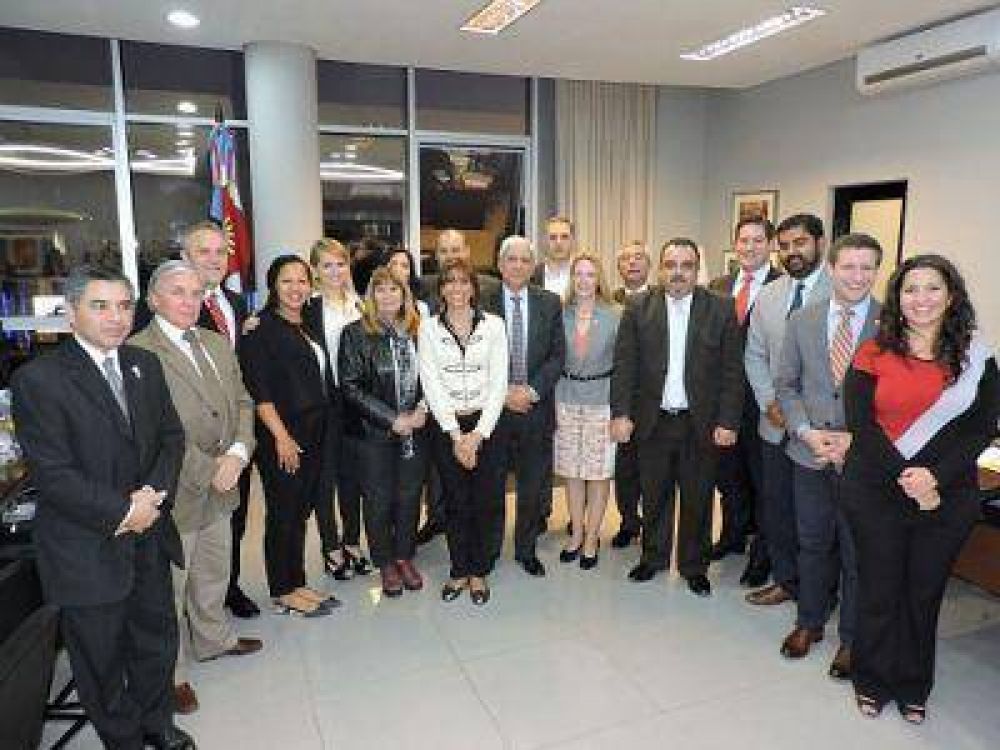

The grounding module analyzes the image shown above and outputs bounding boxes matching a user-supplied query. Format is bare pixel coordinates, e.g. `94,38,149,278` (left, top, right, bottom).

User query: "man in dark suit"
12,265,196,750
482,235,566,577
609,241,651,548
611,238,743,596
708,216,782,587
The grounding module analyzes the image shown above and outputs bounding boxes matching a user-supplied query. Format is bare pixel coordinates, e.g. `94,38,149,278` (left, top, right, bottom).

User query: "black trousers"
257,410,326,597
359,433,428,568
60,535,177,749
761,439,798,593
315,422,364,553
841,478,979,705
715,425,763,550
228,461,253,599
489,409,552,561
613,438,642,533
637,412,718,577
435,414,507,579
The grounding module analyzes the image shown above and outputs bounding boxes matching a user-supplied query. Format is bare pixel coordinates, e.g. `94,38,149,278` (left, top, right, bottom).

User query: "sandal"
271,595,330,618
898,703,926,725
345,547,373,576
855,693,883,718
441,578,468,602
469,578,490,606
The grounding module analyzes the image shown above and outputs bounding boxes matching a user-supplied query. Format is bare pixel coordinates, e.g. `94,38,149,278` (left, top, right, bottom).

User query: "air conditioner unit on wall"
856,8,1000,95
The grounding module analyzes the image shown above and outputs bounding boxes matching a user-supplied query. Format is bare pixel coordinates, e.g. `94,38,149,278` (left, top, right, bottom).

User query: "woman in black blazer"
841,254,999,723
303,238,371,580
339,266,428,597
240,255,338,617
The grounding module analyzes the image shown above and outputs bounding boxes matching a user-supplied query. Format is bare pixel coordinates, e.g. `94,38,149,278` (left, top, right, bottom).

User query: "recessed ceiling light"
344,143,358,152
177,101,198,114
176,139,191,147
167,10,200,29
680,6,826,61
461,0,543,35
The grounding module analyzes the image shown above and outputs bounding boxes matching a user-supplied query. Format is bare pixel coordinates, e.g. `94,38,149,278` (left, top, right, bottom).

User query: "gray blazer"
775,296,881,469
556,302,621,406
744,270,831,444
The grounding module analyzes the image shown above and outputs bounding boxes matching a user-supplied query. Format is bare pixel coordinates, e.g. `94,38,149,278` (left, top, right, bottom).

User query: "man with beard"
708,217,782,587
611,239,743,596
744,214,831,608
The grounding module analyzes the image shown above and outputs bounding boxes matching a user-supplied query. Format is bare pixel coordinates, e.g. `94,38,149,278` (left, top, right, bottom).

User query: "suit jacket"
708,265,783,331
775,297,881,469
610,285,744,443
481,282,566,428
11,339,184,606
134,287,249,348
129,321,255,533
744,270,832,444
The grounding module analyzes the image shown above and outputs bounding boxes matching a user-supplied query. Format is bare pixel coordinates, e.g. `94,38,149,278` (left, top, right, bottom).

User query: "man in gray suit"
131,261,262,715
744,214,831,607
775,233,883,680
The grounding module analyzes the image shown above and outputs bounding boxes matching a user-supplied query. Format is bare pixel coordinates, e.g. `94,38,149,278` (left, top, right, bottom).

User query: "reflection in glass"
0,121,118,348
0,27,112,110
128,123,254,293
122,41,246,119
419,145,524,273
317,61,406,129
416,70,529,135
320,134,406,247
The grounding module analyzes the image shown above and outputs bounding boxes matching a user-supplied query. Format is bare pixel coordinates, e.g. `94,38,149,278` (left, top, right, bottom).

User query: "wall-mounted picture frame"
732,189,779,237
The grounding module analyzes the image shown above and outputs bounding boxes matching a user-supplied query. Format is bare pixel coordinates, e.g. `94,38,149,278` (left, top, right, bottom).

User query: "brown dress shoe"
221,637,263,657
173,682,199,714
745,584,793,606
780,627,824,658
828,645,852,680
397,559,424,591
381,563,404,597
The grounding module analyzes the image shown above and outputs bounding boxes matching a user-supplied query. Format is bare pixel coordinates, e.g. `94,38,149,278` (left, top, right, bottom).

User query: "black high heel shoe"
323,549,354,581
345,547,372,576
559,545,582,563
579,541,600,570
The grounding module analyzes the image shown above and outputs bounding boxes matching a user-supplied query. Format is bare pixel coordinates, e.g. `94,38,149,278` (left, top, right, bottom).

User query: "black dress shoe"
416,520,443,546
686,574,712,596
739,561,771,588
225,588,260,619
611,528,638,548
579,546,599,570
627,562,660,582
559,545,581,563
143,725,196,749
519,556,546,577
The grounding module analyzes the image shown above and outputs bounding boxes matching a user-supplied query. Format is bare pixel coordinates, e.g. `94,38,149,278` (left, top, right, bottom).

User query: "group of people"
10,211,997,749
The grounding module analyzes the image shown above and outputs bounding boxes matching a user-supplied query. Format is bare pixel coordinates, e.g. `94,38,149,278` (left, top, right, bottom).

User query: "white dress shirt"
75,334,122,382
319,293,361,386
660,293,692,410
542,262,570,298
787,265,825,314
826,295,872,351
733,265,769,311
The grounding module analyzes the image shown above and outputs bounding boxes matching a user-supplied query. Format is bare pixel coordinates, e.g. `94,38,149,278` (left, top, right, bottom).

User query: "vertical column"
244,41,322,296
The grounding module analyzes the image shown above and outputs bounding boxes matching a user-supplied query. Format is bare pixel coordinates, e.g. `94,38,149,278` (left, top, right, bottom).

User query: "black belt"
659,408,689,417
563,370,612,382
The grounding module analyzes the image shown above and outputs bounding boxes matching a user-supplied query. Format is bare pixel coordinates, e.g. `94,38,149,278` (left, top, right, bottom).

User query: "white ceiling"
1,0,995,88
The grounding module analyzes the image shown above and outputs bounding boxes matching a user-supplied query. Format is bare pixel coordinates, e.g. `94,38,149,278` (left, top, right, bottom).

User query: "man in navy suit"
13,265,195,750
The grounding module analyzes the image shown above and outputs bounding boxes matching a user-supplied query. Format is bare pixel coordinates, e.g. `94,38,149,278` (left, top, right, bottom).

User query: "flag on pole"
208,122,252,292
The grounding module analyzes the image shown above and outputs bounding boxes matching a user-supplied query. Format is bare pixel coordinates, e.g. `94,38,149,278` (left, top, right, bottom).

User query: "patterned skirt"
553,402,616,481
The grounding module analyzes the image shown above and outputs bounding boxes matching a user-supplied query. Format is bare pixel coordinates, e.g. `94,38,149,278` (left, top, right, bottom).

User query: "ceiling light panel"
680,6,826,61
461,0,543,35
167,10,200,29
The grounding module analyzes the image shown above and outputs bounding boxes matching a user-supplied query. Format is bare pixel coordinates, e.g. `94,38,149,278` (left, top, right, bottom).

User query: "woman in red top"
841,254,999,723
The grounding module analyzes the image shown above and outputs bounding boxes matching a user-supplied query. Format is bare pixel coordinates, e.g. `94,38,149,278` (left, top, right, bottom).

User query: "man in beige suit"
131,260,261,716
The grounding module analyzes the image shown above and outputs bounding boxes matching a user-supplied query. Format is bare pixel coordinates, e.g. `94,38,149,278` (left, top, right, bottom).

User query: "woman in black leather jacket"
338,266,429,597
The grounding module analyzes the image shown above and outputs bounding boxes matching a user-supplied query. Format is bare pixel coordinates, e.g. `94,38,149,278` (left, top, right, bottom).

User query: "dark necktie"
786,281,805,319
510,294,527,384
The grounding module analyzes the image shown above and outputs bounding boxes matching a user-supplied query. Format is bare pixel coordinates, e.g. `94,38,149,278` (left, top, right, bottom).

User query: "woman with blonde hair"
303,238,371,580
339,266,428,596
555,252,621,569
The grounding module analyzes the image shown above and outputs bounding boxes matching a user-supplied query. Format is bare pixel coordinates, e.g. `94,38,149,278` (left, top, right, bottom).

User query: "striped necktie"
829,306,856,386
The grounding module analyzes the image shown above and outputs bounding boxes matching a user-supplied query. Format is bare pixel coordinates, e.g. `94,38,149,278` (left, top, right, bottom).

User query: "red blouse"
852,340,950,441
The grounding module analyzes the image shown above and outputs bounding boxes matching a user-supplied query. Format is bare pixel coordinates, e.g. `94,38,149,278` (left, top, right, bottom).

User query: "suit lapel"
146,323,218,410
525,287,543,373
649,290,669,378
63,339,133,438
683,289,704,376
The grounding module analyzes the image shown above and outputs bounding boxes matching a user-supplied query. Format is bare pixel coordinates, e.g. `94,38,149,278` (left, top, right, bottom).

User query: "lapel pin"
131,365,142,379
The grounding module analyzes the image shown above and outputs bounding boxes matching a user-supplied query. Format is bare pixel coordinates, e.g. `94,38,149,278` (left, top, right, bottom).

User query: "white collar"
74,335,119,371
155,315,195,348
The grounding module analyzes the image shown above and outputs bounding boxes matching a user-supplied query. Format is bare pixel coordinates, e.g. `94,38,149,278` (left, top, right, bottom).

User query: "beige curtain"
555,80,655,283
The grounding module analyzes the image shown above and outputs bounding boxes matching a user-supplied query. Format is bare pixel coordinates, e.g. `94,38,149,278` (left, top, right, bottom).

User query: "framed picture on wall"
731,190,779,236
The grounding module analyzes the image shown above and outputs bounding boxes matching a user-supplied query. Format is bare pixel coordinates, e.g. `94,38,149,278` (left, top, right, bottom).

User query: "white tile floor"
43,485,1000,749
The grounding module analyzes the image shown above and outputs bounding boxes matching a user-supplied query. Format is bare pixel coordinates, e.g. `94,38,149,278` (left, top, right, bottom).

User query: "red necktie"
734,274,753,324
204,293,232,346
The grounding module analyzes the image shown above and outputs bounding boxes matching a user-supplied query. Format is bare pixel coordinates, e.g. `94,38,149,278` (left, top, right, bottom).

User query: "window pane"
320,134,406,246
317,61,406,129
0,27,112,110
128,123,254,290
122,42,246,119
419,144,524,272
416,70,528,135
0,121,118,329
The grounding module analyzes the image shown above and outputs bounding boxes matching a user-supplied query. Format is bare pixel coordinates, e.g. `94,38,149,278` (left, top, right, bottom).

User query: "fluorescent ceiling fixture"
320,161,405,183
167,10,200,29
177,100,198,114
461,0,543,35
0,143,194,176
680,6,826,61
